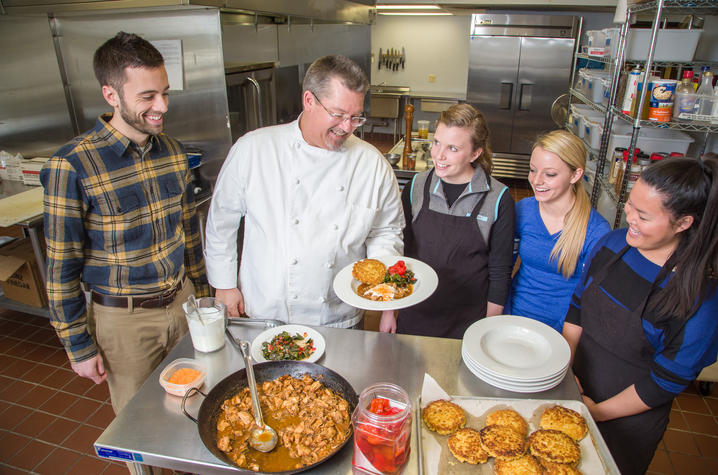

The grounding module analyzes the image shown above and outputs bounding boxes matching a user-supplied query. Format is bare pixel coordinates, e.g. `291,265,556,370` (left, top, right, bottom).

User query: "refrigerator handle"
243,76,264,127
499,82,513,110
519,83,533,111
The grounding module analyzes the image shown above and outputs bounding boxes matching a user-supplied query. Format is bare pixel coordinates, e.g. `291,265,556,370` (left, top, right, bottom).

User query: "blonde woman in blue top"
508,130,610,331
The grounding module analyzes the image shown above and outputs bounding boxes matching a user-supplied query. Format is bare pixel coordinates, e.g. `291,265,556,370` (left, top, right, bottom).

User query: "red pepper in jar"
354,394,411,474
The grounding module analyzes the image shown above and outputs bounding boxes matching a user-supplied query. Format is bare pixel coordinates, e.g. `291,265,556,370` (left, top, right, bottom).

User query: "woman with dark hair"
563,154,718,475
380,104,515,338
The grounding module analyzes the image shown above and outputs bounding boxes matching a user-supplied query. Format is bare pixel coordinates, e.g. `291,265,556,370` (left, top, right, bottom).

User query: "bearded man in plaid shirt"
41,32,209,421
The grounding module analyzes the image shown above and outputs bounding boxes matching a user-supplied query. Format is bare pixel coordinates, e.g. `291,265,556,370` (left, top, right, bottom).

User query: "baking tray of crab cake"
418,397,620,474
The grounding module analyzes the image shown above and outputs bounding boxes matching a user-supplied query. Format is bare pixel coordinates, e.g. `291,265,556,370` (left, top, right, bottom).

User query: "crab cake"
422,400,466,435
528,429,580,466
540,406,588,441
486,409,529,437
479,424,527,460
541,461,583,475
494,454,543,475
448,428,489,464
352,259,387,285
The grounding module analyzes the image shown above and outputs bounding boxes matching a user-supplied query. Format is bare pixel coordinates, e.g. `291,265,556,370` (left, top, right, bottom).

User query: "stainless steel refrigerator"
467,14,579,179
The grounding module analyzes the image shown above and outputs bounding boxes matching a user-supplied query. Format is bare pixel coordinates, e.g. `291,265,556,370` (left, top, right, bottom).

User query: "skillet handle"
181,387,207,424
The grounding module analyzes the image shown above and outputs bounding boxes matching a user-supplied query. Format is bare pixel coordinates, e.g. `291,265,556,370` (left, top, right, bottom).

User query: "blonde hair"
438,104,493,175
533,130,591,279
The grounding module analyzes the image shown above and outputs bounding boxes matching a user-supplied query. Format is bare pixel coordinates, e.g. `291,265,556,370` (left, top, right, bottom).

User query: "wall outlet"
428,74,436,83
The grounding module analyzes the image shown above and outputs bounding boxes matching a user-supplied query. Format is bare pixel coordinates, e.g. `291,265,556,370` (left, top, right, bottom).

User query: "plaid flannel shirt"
41,114,210,363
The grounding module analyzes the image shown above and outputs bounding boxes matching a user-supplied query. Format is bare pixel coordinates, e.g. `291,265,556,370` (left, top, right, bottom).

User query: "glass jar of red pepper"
352,383,412,474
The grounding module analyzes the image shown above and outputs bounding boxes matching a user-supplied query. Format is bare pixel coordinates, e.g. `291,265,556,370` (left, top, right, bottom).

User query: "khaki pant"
89,279,194,415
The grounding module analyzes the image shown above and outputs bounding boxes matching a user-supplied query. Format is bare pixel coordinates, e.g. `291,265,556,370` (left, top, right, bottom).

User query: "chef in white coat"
204,55,403,328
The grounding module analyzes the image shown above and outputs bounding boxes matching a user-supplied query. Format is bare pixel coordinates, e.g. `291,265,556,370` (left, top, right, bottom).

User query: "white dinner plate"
461,341,568,383
332,256,438,311
462,350,567,389
462,349,567,386
250,324,325,363
462,316,570,381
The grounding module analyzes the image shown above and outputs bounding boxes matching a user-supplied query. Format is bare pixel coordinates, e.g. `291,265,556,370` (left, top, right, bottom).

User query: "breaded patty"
528,429,580,466
540,406,588,441
478,424,526,460
541,461,583,474
494,454,543,475
486,409,529,437
352,259,387,285
447,428,489,464
422,400,466,435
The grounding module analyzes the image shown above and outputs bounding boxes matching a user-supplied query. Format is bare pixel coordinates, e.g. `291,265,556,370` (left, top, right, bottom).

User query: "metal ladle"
239,340,278,452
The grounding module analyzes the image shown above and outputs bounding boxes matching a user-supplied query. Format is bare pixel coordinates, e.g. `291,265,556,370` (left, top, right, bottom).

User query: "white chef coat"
204,119,404,327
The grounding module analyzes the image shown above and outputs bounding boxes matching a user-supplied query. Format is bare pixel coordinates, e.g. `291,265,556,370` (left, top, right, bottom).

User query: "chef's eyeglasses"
311,91,367,127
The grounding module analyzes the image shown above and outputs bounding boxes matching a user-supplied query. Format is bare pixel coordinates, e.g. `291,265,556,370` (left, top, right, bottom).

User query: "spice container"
608,147,627,184
352,383,412,474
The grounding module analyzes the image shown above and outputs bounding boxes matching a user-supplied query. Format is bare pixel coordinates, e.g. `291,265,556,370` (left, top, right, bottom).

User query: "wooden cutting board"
0,186,44,227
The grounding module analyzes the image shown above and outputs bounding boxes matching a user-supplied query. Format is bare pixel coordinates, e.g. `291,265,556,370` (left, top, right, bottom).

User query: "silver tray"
417,395,620,474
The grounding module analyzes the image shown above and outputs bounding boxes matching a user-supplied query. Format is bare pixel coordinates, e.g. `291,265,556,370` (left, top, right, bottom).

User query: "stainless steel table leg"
27,225,46,284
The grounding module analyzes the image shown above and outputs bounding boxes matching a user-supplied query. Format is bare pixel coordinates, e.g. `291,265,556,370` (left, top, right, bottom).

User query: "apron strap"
421,168,435,209
594,244,676,318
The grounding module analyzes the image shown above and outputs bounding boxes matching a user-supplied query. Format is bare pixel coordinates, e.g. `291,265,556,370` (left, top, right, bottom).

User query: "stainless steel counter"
94,324,581,474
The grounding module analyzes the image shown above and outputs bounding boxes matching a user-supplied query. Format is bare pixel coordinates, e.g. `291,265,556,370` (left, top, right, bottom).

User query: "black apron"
397,170,489,339
573,244,673,475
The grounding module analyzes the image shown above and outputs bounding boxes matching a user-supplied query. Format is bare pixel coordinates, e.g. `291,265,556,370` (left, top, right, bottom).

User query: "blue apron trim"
432,179,441,194
495,186,508,221
409,173,418,205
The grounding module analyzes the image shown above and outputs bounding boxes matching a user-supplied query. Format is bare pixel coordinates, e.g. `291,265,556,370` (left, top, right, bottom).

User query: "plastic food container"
601,77,612,107
607,122,695,157
352,383,412,474
584,117,603,150
625,29,702,62
159,358,207,397
585,70,610,104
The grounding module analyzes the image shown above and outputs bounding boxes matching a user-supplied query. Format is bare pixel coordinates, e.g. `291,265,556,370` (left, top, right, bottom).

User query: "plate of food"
333,256,438,311
250,324,325,363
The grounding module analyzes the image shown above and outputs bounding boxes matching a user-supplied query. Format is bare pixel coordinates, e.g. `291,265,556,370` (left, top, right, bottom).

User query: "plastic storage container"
584,70,611,104
607,122,695,157
584,117,604,150
159,358,207,397
601,77,612,107
625,29,702,62
585,29,610,56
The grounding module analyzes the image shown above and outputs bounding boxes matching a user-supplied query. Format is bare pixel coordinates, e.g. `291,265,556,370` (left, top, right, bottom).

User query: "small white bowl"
159,358,206,397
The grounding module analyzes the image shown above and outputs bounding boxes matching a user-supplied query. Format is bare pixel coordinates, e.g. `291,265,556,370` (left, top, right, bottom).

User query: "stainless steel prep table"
94,324,581,474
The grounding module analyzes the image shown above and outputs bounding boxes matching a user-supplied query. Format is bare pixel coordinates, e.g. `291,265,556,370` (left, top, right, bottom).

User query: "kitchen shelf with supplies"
566,0,718,229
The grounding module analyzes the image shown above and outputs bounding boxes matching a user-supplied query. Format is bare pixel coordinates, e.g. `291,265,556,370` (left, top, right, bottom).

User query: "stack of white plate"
461,315,570,393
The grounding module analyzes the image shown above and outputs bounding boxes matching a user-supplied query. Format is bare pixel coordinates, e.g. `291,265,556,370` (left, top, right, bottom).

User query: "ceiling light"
375,4,442,9
377,12,452,15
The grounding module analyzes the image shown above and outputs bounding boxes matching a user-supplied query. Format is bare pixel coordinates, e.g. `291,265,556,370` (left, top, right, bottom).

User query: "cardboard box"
0,238,47,308
21,157,49,186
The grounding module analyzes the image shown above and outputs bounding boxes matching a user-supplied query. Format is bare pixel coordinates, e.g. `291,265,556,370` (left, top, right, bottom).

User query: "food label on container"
648,80,677,122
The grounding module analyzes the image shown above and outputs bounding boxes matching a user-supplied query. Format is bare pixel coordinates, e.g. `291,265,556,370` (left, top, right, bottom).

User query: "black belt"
91,278,184,309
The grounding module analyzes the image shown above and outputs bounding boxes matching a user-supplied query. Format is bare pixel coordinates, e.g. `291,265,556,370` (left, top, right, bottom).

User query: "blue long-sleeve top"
508,197,610,332
565,229,718,407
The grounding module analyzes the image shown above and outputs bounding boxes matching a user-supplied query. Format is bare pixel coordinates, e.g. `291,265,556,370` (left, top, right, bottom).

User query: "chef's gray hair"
303,55,369,99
